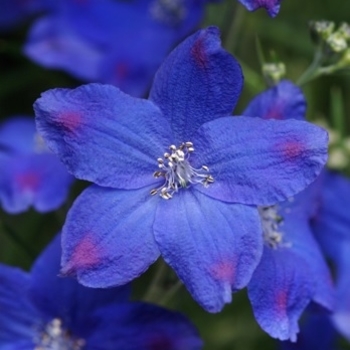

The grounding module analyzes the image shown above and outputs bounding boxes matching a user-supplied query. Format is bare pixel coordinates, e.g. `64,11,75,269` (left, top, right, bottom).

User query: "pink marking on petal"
57,111,82,132
279,140,304,160
64,234,101,274
210,260,235,282
115,62,129,82
264,105,283,120
191,37,208,69
275,289,288,316
16,171,40,190
147,336,172,350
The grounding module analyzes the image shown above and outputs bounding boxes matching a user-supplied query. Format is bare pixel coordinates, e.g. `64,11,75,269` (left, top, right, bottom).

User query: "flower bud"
262,62,286,85
309,20,335,44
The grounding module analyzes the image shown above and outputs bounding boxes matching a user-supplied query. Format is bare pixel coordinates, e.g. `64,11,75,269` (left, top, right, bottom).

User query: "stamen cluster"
151,142,214,199
258,205,285,249
35,318,85,350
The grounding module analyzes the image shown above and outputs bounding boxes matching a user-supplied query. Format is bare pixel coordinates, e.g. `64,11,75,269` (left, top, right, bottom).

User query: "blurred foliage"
1,0,350,349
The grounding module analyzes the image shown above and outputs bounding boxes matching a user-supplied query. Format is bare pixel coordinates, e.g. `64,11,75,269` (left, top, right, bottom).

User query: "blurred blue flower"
34,27,328,313
0,234,202,349
24,0,212,97
237,0,282,17
0,116,73,213
312,170,350,341
242,80,334,341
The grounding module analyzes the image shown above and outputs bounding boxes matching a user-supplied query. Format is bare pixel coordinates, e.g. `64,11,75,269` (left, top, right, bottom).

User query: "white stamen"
34,318,85,350
258,205,290,249
150,142,214,200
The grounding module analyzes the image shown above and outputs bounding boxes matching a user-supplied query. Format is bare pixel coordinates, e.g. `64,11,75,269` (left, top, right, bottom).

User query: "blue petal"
280,312,336,350
149,26,243,142
0,154,73,214
237,0,281,17
0,0,50,30
24,15,103,82
34,83,172,189
87,303,203,350
248,247,313,341
281,209,334,311
61,184,160,287
52,0,137,47
154,189,263,312
29,234,131,338
0,264,37,345
331,242,350,341
243,80,306,121
313,170,350,263
283,174,324,219
0,116,36,154
97,26,175,97
191,116,328,205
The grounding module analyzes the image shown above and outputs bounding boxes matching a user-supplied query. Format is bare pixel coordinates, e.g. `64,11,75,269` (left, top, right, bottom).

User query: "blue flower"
24,0,210,97
34,27,328,313
0,234,203,349
243,80,334,341
0,116,73,213
237,0,282,17
312,170,350,341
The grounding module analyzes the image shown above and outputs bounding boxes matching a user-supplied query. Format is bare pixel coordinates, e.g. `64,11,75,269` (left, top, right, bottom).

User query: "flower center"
149,0,187,25
150,142,214,200
35,318,85,350
258,205,287,249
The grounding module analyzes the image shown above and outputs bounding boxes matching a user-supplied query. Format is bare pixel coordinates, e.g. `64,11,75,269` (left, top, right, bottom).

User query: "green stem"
296,48,323,86
158,280,183,306
238,59,265,93
224,5,245,53
142,260,168,303
330,86,345,139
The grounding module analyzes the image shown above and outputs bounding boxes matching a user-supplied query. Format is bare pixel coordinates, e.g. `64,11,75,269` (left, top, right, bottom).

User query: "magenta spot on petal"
191,36,207,68
67,235,101,272
115,62,129,81
275,289,287,316
16,172,40,190
264,105,283,120
279,140,304,160
210,260,235,281
57,111,82,132
147,335,173,350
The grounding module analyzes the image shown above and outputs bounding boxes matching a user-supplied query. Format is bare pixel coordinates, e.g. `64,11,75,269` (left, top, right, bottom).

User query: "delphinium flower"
24,0,212,97
0,116,73,213
312,170,350,341
34,27,328,313
0,234,202,349
241,80,334,341
237,0,282,17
